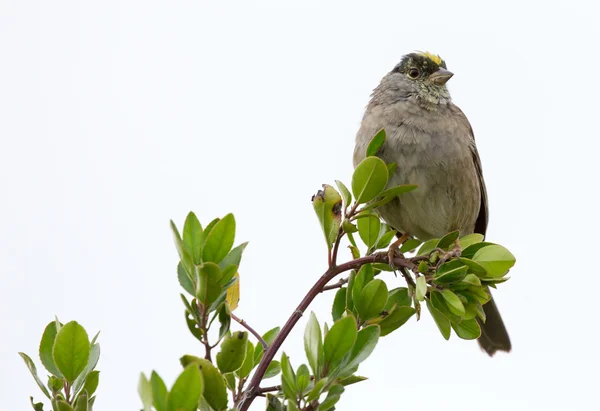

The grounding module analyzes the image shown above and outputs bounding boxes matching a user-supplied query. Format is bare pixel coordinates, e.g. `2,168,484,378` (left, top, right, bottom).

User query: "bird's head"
388,51,453,107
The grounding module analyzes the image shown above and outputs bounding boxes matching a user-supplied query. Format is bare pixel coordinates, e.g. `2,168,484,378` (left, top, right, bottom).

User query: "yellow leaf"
226,272,240,311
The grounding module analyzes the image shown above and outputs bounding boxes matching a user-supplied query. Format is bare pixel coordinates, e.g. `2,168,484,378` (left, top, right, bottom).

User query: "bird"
353,51,511,356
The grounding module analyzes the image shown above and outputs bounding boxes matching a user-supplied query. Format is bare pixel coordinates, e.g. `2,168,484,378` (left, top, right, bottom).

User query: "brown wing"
450,104,488,237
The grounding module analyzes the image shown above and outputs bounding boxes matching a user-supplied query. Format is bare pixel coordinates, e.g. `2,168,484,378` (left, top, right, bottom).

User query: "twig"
238,253,414,410
257,385,281,394
321,277,348,292
231,313,268,349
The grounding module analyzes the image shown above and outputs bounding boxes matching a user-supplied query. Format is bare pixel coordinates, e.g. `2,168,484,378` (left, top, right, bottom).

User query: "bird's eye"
408,68,420,79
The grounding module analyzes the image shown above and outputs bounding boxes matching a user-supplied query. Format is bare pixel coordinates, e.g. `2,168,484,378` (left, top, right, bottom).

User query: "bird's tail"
477,292,511,356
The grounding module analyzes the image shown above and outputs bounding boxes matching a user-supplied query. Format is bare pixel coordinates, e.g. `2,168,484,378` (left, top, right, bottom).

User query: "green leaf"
379,306,415,336
296,364,310,394
351,157,389,204
202,214,236,264
197,262,223,306
357,214,380,248
340,375,368,386
216,331,248,374
335,180,352,211
167,365,204,411
351,265,374,309
170,220,194,274
374,229,396,250
341,325,380,372
48,375,63,393
307,378,327,402
366,128,386,157
73,392,88,411
192,358,228,411
384,288,411,311
39,321,63,378
138,373,153,411
151,371,168,411
183,212,203,264
52,321,90,383
324,316,357,367
452,318,481,340
459,233,485,249
472,245,516,277
332,288,347,322
304,312,323,378
266,394,283,411
264,360,281,379
387,162,397,177
415,276,427,301
426,300,451,340
356,280,388,321
82,370,100,397
218,242,248,271
319,384,344,411
345,270,356,312
312,184,343,250
458,258,488,277
177,262,195,296
460,241,495,259
235,341,255,379
72,341,100,397
56,400,74,411
223,373,235,391
253,327,280,366
217,304,231,344
461,273,482,287
441,290,465,316
437,230,460,250
417,238,439,256
400,238,422,253
280,353,296,401
18,353,51,399
434,260,468,284
30,397,44,411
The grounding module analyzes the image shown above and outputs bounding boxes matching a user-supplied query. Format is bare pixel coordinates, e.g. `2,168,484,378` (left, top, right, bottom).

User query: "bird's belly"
377,151,480,241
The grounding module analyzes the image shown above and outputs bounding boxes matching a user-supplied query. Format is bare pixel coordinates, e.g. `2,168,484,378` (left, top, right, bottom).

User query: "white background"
1,1,598,410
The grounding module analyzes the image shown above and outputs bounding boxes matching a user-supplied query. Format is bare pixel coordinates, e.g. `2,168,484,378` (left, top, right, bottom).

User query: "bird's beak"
429,68,454,85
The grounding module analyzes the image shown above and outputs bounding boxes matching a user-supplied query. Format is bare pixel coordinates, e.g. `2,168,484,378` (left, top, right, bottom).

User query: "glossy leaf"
459,233,485,249
356,280,388,320
39,321,63,378
253,327,280,366
280,353,296,401
341,325,380,372
366,128,386,157
384,287,411,311
357,214,380,248
415,276,427,301
312,184,343,249
332,288,347,322
82,370,100,397
167,365,203,411
441,290,465,316
387,162,397,177
183,212,203,264
351,264,374,308
375,229,396,250
458,258,488,277
264,360,281,379
434,260,468,284
324,316,357,366
437,230,460,250
18,353,51,399
340,375,368,386
235,341,255,379
151,371,168,411
426,300,451,340
452,318,481,340
319,384,344,411
73,392,88,411
304,312,323,378
138,373,153,411
170,220,194,274
460,242,495,259
472,245,516,277
202,214,236,264
197,262,223,306
219,242,248,271
335,180,352,211
352,157,389,204
52,321,90,383
296,364,310,394
379,306,415,336
400,238,422,253
177,262,195,296
216,331,248,374
194,358,228,411
417,238,439,256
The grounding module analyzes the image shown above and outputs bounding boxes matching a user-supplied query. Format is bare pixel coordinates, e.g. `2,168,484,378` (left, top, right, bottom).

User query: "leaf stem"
231,313,268,349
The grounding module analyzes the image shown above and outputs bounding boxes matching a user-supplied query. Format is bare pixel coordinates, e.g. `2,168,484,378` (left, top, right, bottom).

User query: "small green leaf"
280,353,296,401
417,238,439,256
340,375,368,386
319,384,345,411
441,290,465,316
357,214,380,248
459,233,485,249
461,273,482,286
400,238,422,253
307,378,327,402
374,229,396,250
366,128,386,157
235,341,255,379
458,258,488,277
312,184,343,250
351,264,374,308
437,230,460,250
415,276,427,301
472,245,516,277
219,241,248,271
352,157,389,204
387,162,397,177
56,400,74,411
30,397,44,411
177,262,195,296
48,375,63,393
379,306,415,336
52,321,90,383
452,318,481,340
253,327,280,366
324,316,357,367
151,371,168,411
183,212,203,264
82,370,100,397
434,260,468,284
304,312,323,378
384,287,411,311
332,288,347,322
138,373,153,411
170,220,194,274
266,394,284,411
216,331,248,374
426,300,451,340
264,360,281,379
18,353,51,399
296,364,310,394
356,280,388,321
341,325,380,372
73,392,88,411
335,180,352,210
345,270,356,312
39,321,63,378
202,214,236,264
197,262,223,306
167,365,204,411
190,358,228,411
460,241,495,259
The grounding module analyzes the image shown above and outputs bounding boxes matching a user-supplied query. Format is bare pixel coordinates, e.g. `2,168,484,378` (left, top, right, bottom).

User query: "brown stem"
198,302,212,362
257,384,281,394
231,313,268,349
238,253,414,411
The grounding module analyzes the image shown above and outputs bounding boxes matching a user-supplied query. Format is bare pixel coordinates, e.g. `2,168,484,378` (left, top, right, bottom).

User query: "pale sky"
1,1,599,410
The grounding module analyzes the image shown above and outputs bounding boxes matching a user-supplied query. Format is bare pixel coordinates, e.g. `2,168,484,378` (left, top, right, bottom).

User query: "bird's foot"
437,239,462,268
387,232,409,269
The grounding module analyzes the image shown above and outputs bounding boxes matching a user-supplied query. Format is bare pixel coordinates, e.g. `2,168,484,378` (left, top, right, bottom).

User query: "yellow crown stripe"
418,51,443,65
